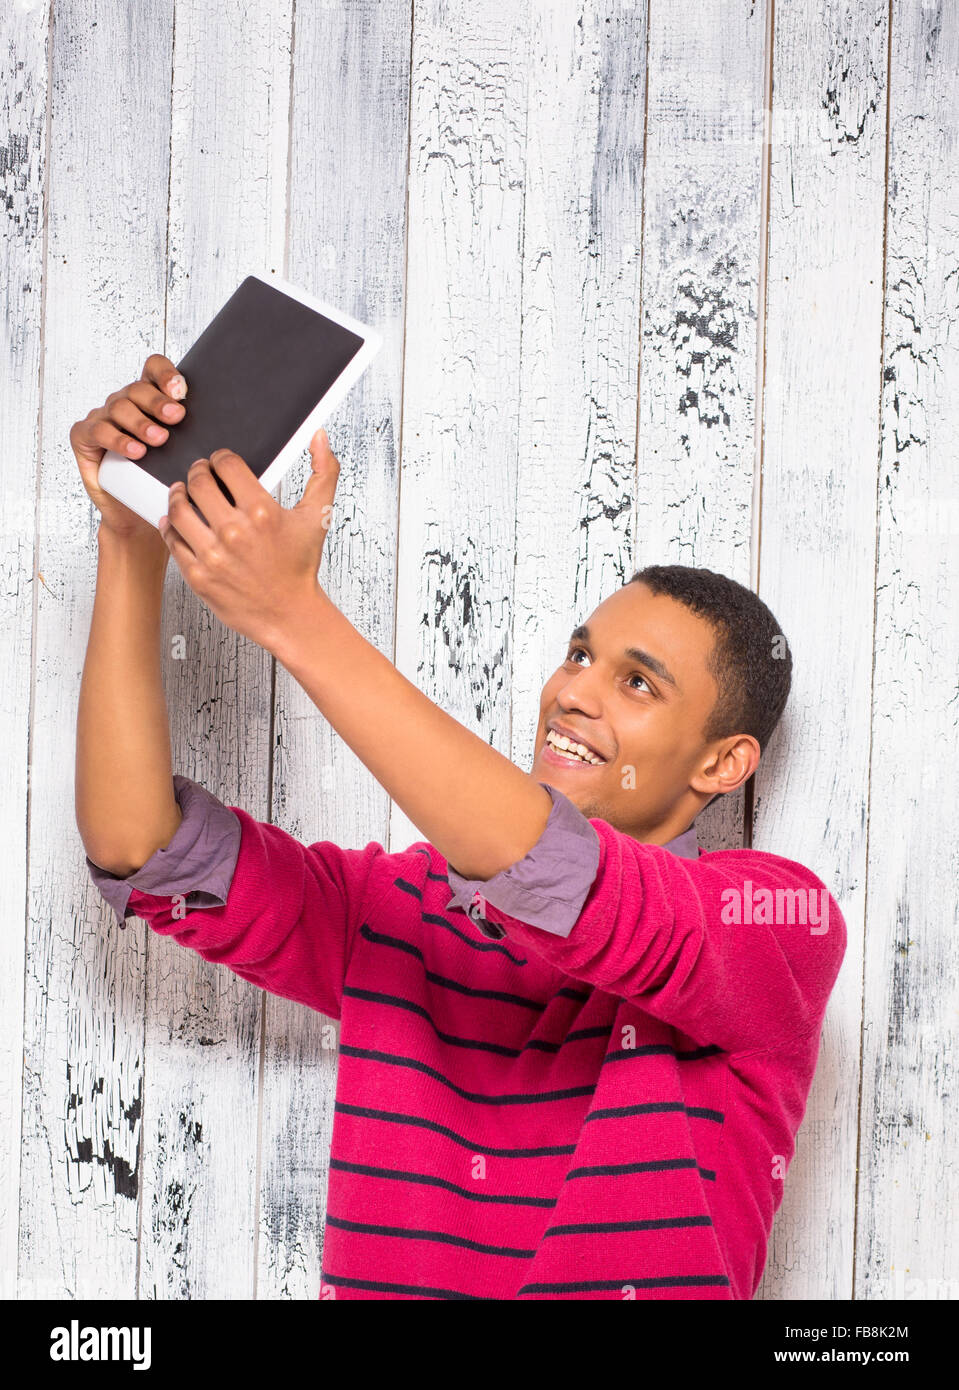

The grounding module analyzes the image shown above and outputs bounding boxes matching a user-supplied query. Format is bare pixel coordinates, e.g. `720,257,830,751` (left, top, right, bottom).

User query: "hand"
158,430,339,652
69,354,189,543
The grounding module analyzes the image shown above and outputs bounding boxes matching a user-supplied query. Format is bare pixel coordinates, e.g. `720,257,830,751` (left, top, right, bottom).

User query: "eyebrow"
568,624,679,690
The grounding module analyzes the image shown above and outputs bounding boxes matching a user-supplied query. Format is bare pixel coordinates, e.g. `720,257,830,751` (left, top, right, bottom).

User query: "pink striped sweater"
105,781,846,1300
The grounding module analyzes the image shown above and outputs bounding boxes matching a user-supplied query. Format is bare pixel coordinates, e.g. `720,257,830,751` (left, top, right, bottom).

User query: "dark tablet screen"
138,276,365,489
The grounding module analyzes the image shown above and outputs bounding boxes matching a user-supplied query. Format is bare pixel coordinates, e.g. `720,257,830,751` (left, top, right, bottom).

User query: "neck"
619,793,707,846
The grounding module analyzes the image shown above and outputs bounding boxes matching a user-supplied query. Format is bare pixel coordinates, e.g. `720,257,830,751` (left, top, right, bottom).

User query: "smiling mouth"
542,729,606,766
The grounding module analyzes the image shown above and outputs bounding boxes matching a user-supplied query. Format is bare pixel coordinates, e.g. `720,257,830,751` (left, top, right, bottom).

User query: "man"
74,355,846,1301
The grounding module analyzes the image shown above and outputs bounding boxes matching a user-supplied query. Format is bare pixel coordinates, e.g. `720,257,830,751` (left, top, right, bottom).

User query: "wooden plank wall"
2,0,955,1301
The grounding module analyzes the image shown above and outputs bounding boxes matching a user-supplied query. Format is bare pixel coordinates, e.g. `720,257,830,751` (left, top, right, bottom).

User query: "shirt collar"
551,785,701,859
661,821,700,859
544,778,700,859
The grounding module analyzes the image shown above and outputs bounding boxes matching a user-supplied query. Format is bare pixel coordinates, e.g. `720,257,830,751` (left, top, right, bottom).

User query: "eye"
567,646,651,694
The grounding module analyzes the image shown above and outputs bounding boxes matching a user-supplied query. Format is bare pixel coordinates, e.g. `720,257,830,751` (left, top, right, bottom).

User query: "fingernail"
169,375,186,399
162,402,182,420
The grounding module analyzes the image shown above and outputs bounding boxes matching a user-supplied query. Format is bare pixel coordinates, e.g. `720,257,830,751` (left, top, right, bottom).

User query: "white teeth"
546,729,603,765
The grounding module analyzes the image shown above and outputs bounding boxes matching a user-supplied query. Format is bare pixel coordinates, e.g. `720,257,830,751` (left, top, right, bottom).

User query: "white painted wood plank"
510,0,650,802
390,0,531,854
512,0,765,917
753,0,889,1301
0,0,49,1299
635,0,768,857
137,0,293,1299
857,0,959,1301
259,0,412,1299
18,0,172,1298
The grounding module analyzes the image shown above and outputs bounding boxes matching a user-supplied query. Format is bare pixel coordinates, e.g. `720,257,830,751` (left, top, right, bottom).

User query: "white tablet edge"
96,271,383,529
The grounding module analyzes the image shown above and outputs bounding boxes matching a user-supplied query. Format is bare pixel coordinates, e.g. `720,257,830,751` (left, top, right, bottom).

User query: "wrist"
97,519,169,564
96,523,170,596
268,582,338,668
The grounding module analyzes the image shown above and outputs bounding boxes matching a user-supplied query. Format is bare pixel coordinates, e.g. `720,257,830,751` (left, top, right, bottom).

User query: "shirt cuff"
445,782,601,940
85,774,242,929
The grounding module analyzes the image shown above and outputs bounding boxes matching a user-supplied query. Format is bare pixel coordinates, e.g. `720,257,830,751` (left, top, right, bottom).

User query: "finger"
109,396,173,450
165,480,215,554
299,430,340,514
69,418,106,468
126,377,187,425
159,511,198,569
184,457,237,531
79,412,150,462
206,448,276,516
141,353,187,401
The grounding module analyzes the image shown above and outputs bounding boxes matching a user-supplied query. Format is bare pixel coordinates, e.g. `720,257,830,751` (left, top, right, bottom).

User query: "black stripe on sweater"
408,847,457,883
326,1213,536,1258
517,1273,731,1294
335,1101,577,1157
603,1042,725,1062
420,909,529,963
567,1157,716,1180
322,1271,492,1300
372,892,593,1001
584,1101,725,1124
357,924,545,1009
342,985,611,1057
338,1044,598,1105
542,1214,714,1236
395,875,529,963
329,1158,558,1207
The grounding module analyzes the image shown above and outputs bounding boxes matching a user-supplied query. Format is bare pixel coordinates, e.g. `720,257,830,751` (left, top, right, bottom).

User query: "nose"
555,669,604,720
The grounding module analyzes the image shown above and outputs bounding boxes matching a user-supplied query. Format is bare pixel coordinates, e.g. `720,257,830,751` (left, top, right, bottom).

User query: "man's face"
530,582,728,839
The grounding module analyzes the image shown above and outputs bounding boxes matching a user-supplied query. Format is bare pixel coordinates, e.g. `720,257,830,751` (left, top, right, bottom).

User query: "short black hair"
625,564,792,756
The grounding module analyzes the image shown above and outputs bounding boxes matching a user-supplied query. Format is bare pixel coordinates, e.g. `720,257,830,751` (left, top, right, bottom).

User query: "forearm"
272,589,552,880
76,526,182,875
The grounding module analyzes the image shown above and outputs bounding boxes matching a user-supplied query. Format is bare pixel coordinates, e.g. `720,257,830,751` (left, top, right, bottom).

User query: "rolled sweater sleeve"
449,791,847,1056
86,774,241,930
87,774,389,1022
445,781,601,939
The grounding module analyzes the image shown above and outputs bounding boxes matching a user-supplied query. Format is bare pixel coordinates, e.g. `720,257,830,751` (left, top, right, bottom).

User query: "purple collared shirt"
86,775,700,938
85,775,242,928
445,782,699,939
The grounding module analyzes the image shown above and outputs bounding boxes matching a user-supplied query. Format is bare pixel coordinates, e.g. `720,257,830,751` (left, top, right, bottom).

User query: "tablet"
96,273,382,528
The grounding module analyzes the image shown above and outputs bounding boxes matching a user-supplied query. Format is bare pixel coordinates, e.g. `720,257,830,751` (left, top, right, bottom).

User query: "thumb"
297,428,340,526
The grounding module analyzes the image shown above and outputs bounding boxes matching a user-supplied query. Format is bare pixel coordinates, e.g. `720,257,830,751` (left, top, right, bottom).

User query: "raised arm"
72,355,190,875
155,436,554,883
